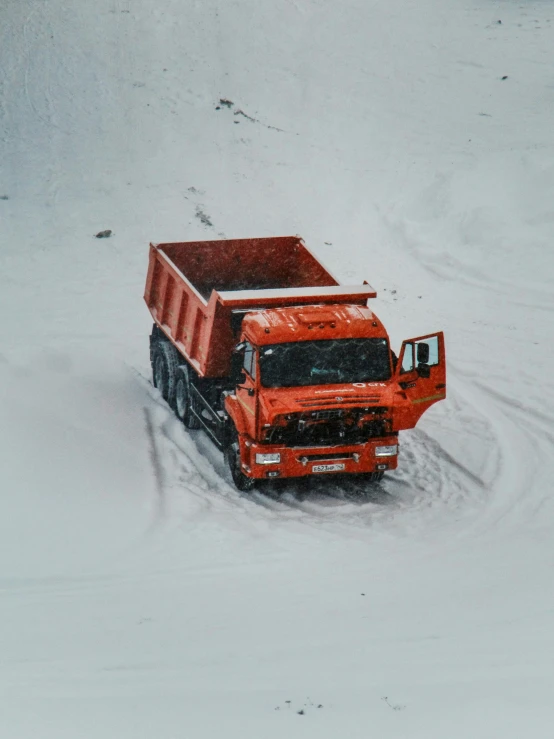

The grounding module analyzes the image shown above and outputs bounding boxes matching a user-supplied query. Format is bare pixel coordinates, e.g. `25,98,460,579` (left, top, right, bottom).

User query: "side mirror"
417,342,429,364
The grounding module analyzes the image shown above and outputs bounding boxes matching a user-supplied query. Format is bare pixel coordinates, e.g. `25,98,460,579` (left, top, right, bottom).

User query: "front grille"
263,407,392,447
310,409,343,420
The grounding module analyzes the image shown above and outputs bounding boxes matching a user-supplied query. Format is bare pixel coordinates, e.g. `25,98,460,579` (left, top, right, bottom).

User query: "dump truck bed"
144,236,376,377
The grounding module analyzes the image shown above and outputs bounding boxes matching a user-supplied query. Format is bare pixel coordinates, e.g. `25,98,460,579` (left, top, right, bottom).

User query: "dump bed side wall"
144,244,217,376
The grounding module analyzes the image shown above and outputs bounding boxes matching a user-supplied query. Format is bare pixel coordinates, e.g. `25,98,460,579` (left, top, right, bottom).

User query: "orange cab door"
392,332,446,431
235,342,258,438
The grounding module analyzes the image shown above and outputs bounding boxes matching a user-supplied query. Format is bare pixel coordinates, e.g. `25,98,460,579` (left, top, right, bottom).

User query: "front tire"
361,471,385,483
224,427,256,492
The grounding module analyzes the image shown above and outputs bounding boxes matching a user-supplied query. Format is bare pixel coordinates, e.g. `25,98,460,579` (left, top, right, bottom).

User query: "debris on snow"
216,98,285,132
382,696,406,712
95,229,112,238
195,206,213,228
235,109,256,123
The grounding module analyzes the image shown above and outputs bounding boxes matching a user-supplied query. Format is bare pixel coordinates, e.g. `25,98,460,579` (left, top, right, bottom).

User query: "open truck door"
393,332,446,431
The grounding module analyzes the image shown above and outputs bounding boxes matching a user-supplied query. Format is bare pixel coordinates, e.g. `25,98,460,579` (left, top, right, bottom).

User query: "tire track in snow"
450,369,554,536
132,368,276,534
383,213,554,314
130,367,491,542
134,365,540,545
131,367,391,537
143,406,167,522
474,380,554,442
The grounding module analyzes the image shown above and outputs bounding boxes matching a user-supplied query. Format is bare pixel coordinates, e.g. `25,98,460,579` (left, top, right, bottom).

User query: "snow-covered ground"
1,0,554,736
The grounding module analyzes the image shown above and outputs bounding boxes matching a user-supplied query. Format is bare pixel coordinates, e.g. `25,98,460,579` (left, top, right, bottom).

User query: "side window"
400,342,414,374
243,342,257,380
415,336,439,367
249,347,257,381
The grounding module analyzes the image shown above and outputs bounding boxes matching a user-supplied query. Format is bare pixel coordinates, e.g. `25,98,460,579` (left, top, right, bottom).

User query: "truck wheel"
224,428,256,492
152,340,180,406
175,366,201,429
362,471,384,483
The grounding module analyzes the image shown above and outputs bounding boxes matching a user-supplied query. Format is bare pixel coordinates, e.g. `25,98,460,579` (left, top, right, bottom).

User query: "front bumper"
239,436,399,479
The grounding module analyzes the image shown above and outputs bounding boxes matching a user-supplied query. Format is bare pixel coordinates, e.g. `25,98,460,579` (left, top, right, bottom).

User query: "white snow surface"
1,0,554,736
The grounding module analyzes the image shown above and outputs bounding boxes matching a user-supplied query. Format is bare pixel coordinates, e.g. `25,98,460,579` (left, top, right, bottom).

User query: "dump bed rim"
216,284,377,307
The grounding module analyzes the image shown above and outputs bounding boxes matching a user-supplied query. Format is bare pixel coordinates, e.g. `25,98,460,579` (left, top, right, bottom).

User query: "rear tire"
152,338,180,407
224,427,256,492
175,365,201,429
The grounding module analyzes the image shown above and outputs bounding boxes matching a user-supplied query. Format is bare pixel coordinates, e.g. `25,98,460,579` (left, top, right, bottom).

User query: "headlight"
255,453,281,465
375,444,398,457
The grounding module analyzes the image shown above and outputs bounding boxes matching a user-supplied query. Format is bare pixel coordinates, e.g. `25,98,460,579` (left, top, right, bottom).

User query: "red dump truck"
144,236,446,491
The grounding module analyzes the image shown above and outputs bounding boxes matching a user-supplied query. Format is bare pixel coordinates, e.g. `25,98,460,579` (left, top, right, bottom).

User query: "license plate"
312,463,346,473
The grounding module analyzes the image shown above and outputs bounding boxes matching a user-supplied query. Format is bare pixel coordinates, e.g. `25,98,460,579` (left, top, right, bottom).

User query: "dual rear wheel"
152,342,177,404
174,366,201,429
152,338,199,429
152,333,253,491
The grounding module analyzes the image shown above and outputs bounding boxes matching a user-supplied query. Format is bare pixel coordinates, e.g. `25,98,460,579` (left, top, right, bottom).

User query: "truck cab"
223,304,445,490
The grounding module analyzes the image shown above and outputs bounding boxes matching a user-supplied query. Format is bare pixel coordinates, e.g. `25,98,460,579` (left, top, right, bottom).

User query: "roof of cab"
241,304,388,346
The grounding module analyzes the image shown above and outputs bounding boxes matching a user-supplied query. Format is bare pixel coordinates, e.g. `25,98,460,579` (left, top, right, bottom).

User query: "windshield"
259,338,391,388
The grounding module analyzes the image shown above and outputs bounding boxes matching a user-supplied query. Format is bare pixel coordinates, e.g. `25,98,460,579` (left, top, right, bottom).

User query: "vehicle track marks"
143,406,167,522
134,362,545,546
130,364,498,542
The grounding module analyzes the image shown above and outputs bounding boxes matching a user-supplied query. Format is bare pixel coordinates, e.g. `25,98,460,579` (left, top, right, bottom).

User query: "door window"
415,336,439,368
400,342,414,373
243,342,257,380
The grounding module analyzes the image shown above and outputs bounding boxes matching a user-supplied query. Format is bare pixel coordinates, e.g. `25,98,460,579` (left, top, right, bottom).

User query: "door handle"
436,383,446,389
